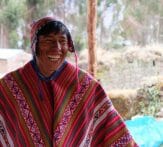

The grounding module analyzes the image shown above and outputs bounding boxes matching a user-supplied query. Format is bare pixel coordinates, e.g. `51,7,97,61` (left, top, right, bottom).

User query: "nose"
52,41,61,51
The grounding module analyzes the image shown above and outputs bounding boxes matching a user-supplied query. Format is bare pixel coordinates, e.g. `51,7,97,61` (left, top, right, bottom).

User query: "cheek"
37,48,47,57
62,49,68,56
62,45,69,52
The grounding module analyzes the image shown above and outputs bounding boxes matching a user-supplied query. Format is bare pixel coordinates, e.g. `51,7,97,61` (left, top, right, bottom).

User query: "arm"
0,83,14,146
91,84,138,146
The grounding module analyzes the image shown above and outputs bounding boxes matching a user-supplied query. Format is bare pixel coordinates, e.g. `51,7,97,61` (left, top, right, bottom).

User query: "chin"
50,63,62,71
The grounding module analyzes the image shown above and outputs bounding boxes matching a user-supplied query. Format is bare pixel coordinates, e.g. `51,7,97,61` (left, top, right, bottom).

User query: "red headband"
30,17,57,54
30,17,75,54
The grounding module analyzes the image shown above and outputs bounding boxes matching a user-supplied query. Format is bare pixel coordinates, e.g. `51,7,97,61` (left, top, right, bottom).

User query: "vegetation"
138,85,161,117
0,0,163,50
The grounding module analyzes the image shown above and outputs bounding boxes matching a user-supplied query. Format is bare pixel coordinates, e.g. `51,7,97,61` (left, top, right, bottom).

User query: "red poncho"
0,61,138,146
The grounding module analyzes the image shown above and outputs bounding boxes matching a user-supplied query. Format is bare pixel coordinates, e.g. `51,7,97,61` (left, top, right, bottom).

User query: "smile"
47,55,61,61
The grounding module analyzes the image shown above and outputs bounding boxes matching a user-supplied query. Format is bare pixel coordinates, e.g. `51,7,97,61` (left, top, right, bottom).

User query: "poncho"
0,60,138,147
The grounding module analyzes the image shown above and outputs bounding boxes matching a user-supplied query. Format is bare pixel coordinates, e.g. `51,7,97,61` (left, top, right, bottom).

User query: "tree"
0,0,26,48
87,0,97,77
121,0,163,45
1,0,162,50
21,0,57,51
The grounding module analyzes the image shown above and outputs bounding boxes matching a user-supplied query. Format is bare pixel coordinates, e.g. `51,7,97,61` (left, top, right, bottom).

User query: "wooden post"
87,0,97,77
0,24,2,48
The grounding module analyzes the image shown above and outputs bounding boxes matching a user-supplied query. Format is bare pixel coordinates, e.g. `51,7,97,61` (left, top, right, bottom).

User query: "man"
0,17,138,146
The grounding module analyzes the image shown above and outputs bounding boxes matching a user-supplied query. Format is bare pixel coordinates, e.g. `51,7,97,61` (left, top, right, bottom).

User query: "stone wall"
108,76,163,120
78,45,163,90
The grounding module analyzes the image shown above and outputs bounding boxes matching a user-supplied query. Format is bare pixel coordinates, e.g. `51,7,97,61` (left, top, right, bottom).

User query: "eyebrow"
58,36,67,40
41,33,67,38
39,34,68,42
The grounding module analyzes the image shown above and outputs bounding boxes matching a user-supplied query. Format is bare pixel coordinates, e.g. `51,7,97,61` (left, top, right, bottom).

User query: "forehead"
39,32,67,41
36,21,68,36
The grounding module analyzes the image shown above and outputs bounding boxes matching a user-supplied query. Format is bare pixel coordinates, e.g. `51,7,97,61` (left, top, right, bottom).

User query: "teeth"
49,58,59,61
47,55,61,61
47,55,60,58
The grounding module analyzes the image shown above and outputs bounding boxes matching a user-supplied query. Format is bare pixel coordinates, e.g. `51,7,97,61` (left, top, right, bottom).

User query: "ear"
68,39,75,52
68,47,75,52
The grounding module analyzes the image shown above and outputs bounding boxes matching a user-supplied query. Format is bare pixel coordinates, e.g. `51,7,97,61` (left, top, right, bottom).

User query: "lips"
47,55,61,61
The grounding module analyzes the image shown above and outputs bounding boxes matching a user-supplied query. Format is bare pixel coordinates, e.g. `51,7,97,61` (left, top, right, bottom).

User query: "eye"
45,39,53,43
59,38,67,45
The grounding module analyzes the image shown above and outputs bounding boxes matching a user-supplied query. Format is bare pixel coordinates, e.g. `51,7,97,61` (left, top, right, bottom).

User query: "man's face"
36,32,69,77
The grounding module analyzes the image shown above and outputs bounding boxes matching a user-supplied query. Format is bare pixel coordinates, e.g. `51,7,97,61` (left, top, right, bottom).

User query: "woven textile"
0,61,138,147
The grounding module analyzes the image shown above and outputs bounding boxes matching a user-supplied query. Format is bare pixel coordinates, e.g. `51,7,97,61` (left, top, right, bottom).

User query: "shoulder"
0,61,32,81
0,70,17,81
66,61,99,83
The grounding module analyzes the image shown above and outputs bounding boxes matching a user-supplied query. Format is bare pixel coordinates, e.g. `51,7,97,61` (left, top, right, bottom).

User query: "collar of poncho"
31,58,67,82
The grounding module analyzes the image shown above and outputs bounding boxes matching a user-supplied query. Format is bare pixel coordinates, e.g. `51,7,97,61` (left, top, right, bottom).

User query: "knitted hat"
30,17,75,55
30,17,80,96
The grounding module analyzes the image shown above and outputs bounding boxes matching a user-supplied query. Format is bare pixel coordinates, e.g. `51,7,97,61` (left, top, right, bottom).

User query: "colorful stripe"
0,61,138,146
53,75,91,144
0,116,12,147
4,74,44,146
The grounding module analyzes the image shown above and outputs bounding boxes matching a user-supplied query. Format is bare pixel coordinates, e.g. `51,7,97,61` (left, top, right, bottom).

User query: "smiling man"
35,22,70,77
0,17,138,147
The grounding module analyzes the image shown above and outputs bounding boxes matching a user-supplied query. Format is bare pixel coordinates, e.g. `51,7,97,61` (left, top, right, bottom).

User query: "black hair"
36,21,74,55
37,21,70,36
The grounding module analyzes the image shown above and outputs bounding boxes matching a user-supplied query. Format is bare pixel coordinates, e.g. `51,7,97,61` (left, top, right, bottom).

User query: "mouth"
47,55,61,61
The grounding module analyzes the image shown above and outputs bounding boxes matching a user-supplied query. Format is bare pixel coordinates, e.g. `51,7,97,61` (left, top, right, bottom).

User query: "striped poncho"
0,60,137,147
